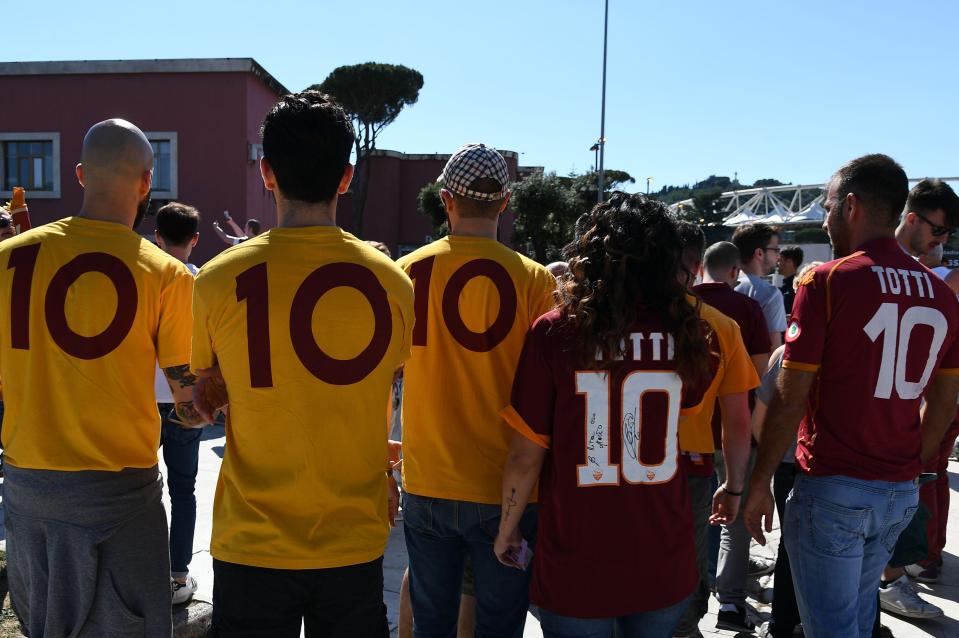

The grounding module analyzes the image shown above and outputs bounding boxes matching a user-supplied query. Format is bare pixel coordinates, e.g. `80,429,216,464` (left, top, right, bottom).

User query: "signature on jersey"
622,409,639,461
586,413,607,479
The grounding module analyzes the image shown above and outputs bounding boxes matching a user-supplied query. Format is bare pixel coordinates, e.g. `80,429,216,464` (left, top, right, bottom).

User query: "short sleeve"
527,267,558,327
392,275,415,368
716,322,761,396
156,266,194,368
746,302,772,355
757,349,785,404
500,317,555,448
783,270,827,372
763,288,788,333
190,270,216,373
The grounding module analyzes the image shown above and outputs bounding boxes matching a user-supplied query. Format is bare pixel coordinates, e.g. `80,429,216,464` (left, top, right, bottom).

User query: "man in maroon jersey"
743,154,959,637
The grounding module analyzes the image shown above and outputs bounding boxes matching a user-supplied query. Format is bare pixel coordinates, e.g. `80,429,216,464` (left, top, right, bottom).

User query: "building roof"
0,58,289,95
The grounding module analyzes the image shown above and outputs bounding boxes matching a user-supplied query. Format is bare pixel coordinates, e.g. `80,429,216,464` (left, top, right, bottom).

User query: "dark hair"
780,246,803,267
155,202,200,246
676,220,705,275
906,179,959,228
832,154,908,228
703,241,740,276
246,219,262,236
261,90,355,203
365,240,392,258
558,192,712,383
731,222,778,264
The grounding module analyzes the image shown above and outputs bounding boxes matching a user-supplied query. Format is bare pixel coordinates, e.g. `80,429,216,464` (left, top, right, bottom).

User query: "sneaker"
878,575,943,619
171,576,197,605
747,556,776,578
758,620,803,637
952,439,959,461
716,604,755,632
904,562,940,583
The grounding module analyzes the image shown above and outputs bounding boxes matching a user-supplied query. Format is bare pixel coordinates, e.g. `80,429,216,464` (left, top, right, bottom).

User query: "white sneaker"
878,575,942,619
171,576,197,605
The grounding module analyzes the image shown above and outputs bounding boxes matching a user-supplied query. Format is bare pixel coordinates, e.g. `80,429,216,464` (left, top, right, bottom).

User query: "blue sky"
10,0,958,189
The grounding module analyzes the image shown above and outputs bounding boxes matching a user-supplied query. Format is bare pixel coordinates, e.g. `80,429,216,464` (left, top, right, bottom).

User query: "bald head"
80,119,153,187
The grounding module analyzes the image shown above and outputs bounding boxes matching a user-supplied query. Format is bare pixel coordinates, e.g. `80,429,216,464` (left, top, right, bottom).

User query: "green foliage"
417,181,448,238
510,172,581,264
562,170,635,212
311,62,424,234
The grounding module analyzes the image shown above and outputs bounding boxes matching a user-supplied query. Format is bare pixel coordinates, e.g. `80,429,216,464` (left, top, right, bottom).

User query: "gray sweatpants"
4,463,172,637
715,447,757,607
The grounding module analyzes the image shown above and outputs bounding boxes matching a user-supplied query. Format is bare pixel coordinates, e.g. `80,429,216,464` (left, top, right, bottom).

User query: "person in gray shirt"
732,222,787,348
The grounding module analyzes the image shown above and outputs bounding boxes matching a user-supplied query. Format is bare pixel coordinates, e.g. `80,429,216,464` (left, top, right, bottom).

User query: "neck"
854,226,896,253
276,195,337,228
741,260,764,277
893,226,914,255
450,217,498,239
703,272,733,287
165,245,192,263
77,192,136,227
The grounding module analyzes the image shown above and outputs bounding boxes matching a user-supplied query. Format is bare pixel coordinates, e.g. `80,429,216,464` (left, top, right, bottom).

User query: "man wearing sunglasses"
896,179,959,258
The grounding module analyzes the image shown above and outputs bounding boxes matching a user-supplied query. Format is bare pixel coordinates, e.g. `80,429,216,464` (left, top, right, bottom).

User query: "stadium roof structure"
671,178,959,227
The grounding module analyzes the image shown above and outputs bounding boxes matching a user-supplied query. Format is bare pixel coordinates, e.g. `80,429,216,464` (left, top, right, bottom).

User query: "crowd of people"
0,89,957,638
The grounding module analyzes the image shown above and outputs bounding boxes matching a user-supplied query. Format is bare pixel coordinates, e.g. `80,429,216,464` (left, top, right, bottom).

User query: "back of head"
703,241,741,279
780,246,804,268
80,118,153,190
832,153,908,228
261,91,355,203
155,202,200,247
675,220,705,274
559,191,710,383
906,179,959,228
246,219,262,236
731,222,777,264
441,144,510,219
546,261,569,278
365,240,392,259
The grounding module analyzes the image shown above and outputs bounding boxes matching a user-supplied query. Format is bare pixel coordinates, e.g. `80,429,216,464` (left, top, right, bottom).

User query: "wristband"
722,484,743,497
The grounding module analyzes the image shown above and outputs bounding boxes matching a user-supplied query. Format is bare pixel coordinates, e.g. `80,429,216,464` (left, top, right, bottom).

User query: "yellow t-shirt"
397,235,557,504
679,300,759,453
0,217,194,471
192,227,414,570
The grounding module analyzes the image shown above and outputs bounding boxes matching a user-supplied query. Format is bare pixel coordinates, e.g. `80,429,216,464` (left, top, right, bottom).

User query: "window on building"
0,133,61,199
146,132,178,199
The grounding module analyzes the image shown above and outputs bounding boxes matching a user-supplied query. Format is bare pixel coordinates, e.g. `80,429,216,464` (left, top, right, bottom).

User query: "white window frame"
145,132,178,199
0,132,61,199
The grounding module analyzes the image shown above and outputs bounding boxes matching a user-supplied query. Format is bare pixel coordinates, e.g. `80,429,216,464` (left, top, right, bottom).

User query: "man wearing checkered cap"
397,143,557,637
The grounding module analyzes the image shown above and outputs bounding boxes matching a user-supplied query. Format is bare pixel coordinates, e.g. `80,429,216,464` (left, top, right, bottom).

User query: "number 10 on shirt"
576,370,681,487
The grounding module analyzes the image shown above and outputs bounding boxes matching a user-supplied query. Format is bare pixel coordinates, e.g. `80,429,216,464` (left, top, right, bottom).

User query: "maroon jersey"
784,238,959,481
694,282,772,450
501,308,709,618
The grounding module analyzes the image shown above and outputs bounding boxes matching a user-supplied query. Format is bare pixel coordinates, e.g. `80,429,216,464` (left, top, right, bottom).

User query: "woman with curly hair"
494,192,718,637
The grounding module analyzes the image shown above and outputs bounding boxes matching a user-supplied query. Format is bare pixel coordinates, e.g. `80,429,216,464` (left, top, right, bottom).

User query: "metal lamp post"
596,0,609,203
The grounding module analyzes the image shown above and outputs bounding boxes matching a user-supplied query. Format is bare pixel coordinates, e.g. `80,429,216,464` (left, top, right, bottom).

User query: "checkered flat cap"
440,143,510,201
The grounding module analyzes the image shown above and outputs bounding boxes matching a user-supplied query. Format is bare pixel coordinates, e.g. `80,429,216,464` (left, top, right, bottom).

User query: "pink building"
0,58,537,264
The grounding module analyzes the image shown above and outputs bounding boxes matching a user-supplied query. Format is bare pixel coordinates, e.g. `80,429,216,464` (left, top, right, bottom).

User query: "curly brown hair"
558,192,713,384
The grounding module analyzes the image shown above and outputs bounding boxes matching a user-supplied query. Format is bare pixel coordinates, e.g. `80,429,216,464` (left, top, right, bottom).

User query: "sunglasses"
914,211,955,237
764,246,781,253
0,217,11,229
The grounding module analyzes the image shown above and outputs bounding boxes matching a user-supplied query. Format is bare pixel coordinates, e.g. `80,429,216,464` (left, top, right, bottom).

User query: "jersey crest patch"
786,321,802,342
798,269,817,288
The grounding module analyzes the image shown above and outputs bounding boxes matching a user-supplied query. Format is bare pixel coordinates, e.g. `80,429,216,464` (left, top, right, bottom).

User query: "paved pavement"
5,422,955,636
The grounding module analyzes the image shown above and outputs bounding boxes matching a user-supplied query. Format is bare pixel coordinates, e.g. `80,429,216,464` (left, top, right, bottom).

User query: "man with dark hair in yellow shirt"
191,91,413,636
0,119,204,636
397,143,557,637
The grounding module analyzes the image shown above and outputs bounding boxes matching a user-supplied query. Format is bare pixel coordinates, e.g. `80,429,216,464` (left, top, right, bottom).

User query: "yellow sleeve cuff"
782,360,821,373
500,406,551,449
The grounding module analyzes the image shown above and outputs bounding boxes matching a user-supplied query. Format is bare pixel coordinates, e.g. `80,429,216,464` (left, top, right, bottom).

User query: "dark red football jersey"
784,238,959,481
501,308,709,618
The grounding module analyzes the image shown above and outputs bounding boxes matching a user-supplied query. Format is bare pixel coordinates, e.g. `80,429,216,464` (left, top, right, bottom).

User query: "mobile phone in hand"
505,539,532,570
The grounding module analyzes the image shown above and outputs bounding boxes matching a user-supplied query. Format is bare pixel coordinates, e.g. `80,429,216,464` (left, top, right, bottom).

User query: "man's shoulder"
396,238,450,269
694,297,739,334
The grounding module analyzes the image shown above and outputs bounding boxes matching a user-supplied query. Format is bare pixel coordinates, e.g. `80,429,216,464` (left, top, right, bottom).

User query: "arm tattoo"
505,487,517,522
164,364,197,389
174,401,205,427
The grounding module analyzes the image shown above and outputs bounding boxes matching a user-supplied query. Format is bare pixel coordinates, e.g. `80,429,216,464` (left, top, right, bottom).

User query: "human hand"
743,484,775,546
223,210,231,220
193,366,228,423
494,528,525,569
387,473,400,527
710,485,741,526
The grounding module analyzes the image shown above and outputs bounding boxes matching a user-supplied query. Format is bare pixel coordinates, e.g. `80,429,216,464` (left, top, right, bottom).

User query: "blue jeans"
403,493,537,638
538,595,690,638
783,473,919,638
159,405,202,578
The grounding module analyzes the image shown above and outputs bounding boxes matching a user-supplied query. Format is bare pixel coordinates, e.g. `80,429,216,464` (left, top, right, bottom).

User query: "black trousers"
770,462,801,637
210,556,389,638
